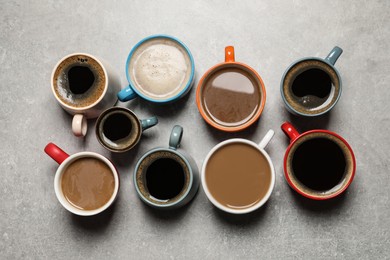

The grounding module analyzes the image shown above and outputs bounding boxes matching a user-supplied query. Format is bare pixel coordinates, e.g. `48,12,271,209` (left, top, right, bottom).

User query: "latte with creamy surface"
128,38,193,100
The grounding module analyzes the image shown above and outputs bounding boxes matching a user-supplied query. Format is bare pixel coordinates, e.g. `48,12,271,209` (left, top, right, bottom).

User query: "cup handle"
225,46,235,62
258,130,275,150
281,122,300,143
72,114,87,137
44,143,69,165
141,116,158,131
169,125,183,150
117,86,138,102
325,46,343,65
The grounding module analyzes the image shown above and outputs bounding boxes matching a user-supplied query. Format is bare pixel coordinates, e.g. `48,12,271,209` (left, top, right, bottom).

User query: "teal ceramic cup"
134,125,199,209
118,35,195,104
281,46,343,116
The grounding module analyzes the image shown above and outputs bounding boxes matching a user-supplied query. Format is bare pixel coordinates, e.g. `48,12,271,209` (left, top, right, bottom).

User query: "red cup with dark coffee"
281,122,356,200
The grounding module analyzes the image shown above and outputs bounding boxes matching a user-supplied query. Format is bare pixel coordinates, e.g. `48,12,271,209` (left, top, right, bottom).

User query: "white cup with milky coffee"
117,35,195,104
201,130,275,214
51,53,121,137
44,143,120,216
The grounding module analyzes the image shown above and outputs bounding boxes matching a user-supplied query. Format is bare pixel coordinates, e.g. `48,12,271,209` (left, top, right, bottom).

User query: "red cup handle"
281,122,300,143
225,46,235,62
44,143,69,165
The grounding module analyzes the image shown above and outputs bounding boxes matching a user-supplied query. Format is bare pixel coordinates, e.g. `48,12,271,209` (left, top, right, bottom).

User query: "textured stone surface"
1,0,389,259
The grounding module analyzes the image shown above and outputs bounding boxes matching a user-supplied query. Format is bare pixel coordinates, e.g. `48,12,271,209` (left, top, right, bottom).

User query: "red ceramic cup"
281,122,356,200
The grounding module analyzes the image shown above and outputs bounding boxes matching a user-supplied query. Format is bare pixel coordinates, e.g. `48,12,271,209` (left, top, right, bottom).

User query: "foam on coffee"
53,54,106,108
129,38,192,100
205,142,272,209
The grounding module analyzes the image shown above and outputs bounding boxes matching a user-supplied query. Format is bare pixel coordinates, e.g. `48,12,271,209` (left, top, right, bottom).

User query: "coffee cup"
95,107,158,153
201,130,275,214
281,46,343,116
51,53,121,137
117,35,195,104
281,122,356,200
196,46,266,132
44,143,120,216
133,125,199,209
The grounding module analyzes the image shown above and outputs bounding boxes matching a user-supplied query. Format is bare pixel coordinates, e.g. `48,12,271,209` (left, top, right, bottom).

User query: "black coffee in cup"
282,60,341,115
136,150,190,204
96,107,141,152
52,54,106,108
286,132,354,195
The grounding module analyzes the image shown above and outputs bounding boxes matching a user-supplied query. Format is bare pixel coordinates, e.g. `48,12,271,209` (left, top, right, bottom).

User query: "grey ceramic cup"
134,125,200,209
281,46,343,116
95,107,158,153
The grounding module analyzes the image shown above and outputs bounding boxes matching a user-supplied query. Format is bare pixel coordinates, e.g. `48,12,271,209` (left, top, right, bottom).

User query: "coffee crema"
129,38,192,100
201,67,261,127
136,150,190,204
97,109,141,151
283,60,340,114
205,142,271,209
61,157,115,210
53,54,106,108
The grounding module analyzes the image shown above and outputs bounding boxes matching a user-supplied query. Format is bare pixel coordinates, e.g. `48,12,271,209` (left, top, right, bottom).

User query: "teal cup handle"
118,86,138,102
325,46,343,65
141,116,158,131
169,125,183,150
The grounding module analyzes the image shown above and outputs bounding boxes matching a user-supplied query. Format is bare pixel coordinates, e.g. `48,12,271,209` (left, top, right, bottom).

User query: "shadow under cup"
285,132,355,200
282,59,341,116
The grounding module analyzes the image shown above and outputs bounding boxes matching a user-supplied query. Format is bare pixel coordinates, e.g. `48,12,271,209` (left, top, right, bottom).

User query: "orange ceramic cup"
196,46,266,132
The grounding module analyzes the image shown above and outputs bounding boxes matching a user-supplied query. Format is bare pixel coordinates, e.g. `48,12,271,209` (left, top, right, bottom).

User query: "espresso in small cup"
202,130,275,214
53,54,106,108
281,46,343,116
281,122,356,200
118,35,195,103
95,107,158,153
134,125,199,209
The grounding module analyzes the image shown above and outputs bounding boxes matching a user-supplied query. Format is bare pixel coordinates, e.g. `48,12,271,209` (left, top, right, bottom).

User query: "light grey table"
1,1,389,259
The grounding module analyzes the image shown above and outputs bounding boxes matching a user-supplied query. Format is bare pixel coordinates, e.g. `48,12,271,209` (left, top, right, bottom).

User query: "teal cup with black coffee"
281,46,343,116
134,125,200,209
95,107,158,153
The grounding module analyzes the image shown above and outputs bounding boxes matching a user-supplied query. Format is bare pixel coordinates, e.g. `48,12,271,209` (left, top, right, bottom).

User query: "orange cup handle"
225,46,235,62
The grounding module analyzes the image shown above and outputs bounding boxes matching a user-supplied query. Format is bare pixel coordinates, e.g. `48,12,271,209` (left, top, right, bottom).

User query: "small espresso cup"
202,130,275,214
95,107,158,153
281,46,343,116
44,143,120,216
133,125,199,209
281,122,356,200
51,53,121,137
117,35,195,104
196,46,266,132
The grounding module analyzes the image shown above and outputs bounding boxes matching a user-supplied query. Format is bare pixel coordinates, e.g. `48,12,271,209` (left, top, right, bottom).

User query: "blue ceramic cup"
118,35,195,104
134,125,199,209
281,46,343,116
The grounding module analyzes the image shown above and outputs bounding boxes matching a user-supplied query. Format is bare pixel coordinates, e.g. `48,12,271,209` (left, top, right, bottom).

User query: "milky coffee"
129,38,192,100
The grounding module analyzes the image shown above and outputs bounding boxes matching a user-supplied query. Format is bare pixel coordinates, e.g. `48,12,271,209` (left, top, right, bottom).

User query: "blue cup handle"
140,116,158,131
325,46,343,65
117,86,138,102
169,125,183,150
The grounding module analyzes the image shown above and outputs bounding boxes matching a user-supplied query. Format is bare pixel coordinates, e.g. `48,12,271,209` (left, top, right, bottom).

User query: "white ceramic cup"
44,143,120,216
51,53,121,137
201,130,275,214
